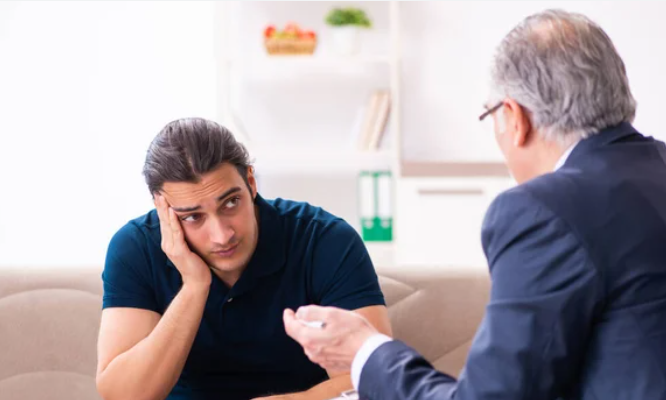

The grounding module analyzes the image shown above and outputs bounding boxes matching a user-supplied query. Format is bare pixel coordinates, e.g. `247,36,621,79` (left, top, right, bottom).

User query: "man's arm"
358,188,602,399
257,305,392,400
308,218,391,399
264,218,390,400
260,374,352,400
96,284,209,400
96,195,213,400
295,305,392,400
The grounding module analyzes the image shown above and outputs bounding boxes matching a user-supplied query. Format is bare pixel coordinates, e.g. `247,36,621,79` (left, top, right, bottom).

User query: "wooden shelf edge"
401,161,510,178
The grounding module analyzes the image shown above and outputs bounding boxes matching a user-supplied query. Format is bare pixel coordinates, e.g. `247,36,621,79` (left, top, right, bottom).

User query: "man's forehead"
161,165,244,205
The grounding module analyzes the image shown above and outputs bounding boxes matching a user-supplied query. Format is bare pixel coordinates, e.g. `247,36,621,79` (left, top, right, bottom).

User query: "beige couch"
0,265,489,400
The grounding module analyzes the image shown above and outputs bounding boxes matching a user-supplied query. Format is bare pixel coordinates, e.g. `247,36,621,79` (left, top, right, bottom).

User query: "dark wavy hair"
142,118,252,195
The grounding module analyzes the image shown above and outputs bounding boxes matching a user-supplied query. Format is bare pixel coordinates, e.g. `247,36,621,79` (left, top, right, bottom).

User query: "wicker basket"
264,37,317,55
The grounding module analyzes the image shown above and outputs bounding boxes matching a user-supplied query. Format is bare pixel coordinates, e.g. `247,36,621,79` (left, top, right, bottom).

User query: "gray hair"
143,118,252,195
490,9,636,144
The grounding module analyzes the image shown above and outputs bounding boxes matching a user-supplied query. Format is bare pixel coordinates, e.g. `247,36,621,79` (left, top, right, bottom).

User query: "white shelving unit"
250,146,395,175
214,1,402,266
215,1,402,176
220,54,393,69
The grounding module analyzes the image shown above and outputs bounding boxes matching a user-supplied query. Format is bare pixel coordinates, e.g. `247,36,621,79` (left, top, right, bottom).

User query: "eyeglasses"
478,101,503,122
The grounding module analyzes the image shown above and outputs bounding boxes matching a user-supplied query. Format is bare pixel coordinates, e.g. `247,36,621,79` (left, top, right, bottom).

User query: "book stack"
357,90,391,151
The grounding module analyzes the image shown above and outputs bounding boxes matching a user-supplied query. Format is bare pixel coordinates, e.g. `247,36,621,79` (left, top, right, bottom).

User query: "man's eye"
224,197,240,209
181,214,201,222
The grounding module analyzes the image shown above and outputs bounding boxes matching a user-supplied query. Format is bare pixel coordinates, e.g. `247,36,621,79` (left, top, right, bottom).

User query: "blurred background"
1,1,665,271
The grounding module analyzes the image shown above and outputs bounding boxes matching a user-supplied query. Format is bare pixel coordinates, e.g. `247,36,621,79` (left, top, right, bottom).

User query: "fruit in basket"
264,23,315,39
263,23,317,55
302,31,316,40
264,25,276,39
284,22,300,37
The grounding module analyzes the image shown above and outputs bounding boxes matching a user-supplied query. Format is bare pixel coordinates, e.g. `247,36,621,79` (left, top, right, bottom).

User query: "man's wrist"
351,334,393,390
181,281,211,297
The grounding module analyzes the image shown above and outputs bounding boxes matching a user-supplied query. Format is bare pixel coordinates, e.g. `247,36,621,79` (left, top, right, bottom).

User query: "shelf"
249,145,394,175
221,54,392,71
401,161,510,178
217,1,401,176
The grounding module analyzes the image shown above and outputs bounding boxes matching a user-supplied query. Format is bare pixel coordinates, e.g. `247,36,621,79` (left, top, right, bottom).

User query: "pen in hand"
299,319,326,329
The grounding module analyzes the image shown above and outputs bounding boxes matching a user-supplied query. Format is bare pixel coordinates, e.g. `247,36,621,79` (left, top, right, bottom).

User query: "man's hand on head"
283,306,379,373
154,194,212,289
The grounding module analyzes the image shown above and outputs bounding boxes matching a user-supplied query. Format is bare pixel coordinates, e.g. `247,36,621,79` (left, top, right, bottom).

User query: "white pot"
330,26,361,56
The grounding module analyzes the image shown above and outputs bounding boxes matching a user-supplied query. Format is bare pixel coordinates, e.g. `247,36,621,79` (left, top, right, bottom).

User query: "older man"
284,9,666,400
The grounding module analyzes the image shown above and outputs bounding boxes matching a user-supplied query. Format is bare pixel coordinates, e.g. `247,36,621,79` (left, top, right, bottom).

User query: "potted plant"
325,7,372,56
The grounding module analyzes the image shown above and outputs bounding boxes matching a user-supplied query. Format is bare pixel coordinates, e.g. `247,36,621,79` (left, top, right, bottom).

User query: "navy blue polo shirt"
102,194,385,400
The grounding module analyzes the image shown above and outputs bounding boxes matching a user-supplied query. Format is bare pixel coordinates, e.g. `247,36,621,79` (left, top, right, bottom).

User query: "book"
367,91,391,150
357,91,381,151
357,90,392,151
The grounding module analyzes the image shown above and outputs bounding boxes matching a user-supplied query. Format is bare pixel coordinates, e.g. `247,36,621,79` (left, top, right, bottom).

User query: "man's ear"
246,166,258,199
503,98,532,148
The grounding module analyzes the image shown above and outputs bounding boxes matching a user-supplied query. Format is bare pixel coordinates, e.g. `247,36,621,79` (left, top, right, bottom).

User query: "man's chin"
202,250,251,275
209,263,238,273
207,257,247,274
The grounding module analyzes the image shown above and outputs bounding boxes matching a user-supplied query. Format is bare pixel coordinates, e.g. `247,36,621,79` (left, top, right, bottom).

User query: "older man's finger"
304,349,326,364
295,305,330,322
284,308,296,322
284,309,317,340
287,308,330,336
321,361,348,372
283,309,303,339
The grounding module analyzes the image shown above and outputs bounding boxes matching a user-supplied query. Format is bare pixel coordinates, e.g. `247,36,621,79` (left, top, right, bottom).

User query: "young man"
95,118,391,400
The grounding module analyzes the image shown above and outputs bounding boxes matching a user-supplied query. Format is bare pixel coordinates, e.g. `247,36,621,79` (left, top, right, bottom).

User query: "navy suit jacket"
360,123,666,400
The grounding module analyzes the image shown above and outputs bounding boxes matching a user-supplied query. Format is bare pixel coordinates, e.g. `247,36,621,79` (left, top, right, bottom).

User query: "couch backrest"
0,265,489,399
378,265,490,378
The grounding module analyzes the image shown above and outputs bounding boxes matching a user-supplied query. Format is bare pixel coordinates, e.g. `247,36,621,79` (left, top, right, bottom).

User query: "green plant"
325,7,372,28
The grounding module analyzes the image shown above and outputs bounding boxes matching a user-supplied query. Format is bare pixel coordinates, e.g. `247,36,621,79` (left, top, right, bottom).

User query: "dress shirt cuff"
351,333,393,390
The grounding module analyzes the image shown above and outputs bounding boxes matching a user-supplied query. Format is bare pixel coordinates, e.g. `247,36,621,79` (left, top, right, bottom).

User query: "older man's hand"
283,306,379,373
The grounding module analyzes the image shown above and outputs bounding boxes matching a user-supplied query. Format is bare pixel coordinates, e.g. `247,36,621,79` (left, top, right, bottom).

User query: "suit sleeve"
359,187,602,400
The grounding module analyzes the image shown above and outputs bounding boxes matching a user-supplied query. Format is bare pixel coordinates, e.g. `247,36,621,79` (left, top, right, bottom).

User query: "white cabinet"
395,177,514,269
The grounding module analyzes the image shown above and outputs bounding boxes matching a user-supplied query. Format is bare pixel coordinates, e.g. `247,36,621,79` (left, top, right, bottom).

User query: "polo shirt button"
227,297,234,303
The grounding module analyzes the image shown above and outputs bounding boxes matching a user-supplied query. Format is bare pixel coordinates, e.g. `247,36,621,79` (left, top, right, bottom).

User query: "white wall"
2,1,665,268
401,1,666,162
0,1,217,267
